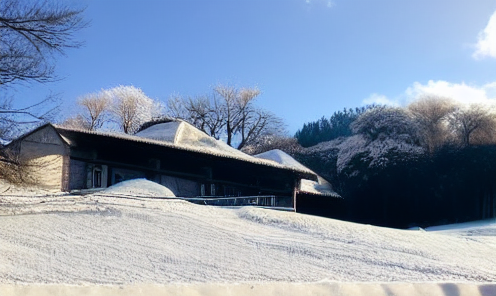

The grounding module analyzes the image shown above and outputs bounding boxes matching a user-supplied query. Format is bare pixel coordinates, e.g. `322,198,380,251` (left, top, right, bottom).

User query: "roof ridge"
174,121,185,145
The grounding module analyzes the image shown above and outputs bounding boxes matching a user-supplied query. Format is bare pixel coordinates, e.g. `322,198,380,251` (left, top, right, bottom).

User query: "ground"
0,179,495,295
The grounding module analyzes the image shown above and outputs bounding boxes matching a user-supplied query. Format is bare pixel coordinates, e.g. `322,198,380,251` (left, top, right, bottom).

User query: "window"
88,164,108,189
93,167,102,188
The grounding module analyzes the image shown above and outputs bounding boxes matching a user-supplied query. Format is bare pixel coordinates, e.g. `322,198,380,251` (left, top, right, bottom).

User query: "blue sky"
11,0,496,134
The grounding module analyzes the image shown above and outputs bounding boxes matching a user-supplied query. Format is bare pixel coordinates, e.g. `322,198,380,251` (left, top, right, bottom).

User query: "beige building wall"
19,126,68,192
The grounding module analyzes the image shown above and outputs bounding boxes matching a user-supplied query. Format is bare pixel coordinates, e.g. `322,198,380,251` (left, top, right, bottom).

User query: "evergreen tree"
295,105,375,147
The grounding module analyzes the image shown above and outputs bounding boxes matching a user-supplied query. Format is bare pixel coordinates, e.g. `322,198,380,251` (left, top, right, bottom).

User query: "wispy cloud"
363,80,496,107
473,9,496,59
305,0,335,9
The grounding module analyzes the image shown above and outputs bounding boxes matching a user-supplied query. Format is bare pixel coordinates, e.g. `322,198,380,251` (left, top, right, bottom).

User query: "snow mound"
1,196,496,284
100,179,176,198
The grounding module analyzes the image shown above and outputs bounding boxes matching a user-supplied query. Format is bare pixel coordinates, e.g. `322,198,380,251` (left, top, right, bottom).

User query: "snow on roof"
299,177,341,198
53,123,315,175
134,121,181,143
255,149,340,198
254,149,311,172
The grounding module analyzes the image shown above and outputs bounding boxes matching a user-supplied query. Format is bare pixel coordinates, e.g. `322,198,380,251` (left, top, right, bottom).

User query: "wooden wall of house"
19,126,67,192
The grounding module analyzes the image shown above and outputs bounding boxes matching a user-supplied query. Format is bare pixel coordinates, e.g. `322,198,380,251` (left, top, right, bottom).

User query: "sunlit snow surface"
0,179,495,284
100,178,176,198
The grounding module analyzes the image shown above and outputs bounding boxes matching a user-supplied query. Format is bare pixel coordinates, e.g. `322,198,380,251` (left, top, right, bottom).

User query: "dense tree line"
288,97,496,228
294,106,372,147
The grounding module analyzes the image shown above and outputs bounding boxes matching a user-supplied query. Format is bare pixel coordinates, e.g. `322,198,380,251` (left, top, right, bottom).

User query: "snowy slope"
0,180,495,285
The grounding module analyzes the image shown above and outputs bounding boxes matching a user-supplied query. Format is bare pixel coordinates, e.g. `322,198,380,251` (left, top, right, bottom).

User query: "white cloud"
362,93,400,106
405,80,496,106
473,10,496,59
363,80,496,107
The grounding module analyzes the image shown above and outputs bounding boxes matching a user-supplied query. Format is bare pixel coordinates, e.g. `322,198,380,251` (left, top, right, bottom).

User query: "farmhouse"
5,119,340,209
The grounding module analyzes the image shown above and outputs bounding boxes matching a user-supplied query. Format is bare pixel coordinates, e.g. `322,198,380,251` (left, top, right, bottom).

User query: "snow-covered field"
0,179,495,295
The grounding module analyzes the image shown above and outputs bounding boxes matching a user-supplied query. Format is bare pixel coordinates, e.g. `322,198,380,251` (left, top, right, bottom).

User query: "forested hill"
263,97,496,228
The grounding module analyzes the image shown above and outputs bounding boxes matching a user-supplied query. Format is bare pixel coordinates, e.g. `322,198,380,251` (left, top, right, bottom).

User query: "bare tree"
448,104,496,146
0,145,24,183
105,85,163,134
166,85,285,149
408,96,456,153
76,92,110,130
167,94,226,139
214,85,285,149
0,0,86,143
0,93,59,142
236,107,285,150
214,85,243,147
0,0,87,86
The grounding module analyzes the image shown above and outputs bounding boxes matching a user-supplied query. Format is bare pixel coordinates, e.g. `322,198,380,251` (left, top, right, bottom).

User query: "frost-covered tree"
104,85,163,134
330,106,425,176
335,134,424,176
448,104,496,146
408,96,456,153
351,106,420,143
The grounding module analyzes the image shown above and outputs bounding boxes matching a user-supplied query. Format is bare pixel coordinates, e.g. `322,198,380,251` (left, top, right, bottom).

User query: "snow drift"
0,187,495,285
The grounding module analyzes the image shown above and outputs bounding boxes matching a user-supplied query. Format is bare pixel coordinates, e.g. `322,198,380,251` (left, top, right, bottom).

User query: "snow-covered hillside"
0,179,495,285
